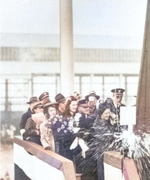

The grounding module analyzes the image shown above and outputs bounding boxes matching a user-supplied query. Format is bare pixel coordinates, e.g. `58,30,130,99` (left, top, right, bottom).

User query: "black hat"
39,92,49,101
85,90,100,100
78,99,88,106
32,102,43,111
111,88,125,95
55,93,66,103
44,102,58,108
26,97,38,104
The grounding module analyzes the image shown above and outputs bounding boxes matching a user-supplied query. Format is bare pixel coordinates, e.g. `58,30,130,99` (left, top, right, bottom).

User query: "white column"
59,0,74,97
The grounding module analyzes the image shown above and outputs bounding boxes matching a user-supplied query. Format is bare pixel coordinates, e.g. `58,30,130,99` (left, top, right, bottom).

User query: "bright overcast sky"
0,0,147,37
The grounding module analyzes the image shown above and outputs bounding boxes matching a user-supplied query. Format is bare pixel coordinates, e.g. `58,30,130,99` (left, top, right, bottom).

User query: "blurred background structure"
0,0,147,135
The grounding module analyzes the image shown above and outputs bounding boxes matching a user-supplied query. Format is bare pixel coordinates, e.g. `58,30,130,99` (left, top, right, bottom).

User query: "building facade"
0,34,141,114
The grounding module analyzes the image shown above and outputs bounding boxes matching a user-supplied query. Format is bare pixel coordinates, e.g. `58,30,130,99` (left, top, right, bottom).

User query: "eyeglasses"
116,96,122,98
80,106,89,109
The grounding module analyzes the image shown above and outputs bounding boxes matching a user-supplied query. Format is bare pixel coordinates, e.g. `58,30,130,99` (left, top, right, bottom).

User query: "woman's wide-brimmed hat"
32,102,43,111
44,102,58,108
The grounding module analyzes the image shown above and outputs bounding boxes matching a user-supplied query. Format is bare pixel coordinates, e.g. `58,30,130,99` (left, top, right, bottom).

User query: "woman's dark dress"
49,115,76,160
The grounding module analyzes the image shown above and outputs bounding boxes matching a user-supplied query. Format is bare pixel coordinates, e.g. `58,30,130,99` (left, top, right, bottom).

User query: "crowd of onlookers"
1,124,16,147
20,88,126,180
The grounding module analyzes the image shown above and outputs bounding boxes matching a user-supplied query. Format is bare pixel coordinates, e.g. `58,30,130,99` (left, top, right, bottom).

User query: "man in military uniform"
104,88,125,127
75,98,96,145
77,99,94,129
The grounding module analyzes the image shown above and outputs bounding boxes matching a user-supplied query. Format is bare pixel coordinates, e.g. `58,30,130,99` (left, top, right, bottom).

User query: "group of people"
20,88,126,180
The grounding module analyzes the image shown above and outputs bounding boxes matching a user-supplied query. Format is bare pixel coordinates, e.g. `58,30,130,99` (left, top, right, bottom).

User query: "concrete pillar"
136,0,150,133
59,0,74,97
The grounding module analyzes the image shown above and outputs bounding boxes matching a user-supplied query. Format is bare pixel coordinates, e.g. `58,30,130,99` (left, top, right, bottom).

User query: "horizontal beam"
0,62,140,75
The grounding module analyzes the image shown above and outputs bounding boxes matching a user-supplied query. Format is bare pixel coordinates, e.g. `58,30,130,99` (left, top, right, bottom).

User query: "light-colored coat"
40,120,55,152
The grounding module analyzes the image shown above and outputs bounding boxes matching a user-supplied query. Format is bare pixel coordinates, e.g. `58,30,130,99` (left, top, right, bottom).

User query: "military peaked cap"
39,92,49,101
78,99,88,106
111,88,125,95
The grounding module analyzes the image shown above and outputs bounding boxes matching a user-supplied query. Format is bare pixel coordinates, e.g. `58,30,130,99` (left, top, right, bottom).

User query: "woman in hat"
92,104,115,180
49,96,78,160
78,103,122,180
55,93,66,115
40,102,58,151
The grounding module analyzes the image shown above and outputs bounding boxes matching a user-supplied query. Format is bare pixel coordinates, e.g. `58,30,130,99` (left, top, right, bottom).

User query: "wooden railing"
14,136,140,180
14,136,81,180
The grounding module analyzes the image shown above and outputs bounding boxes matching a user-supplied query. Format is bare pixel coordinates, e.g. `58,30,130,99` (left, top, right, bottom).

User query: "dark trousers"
97,155,104,180
15,164,31,180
